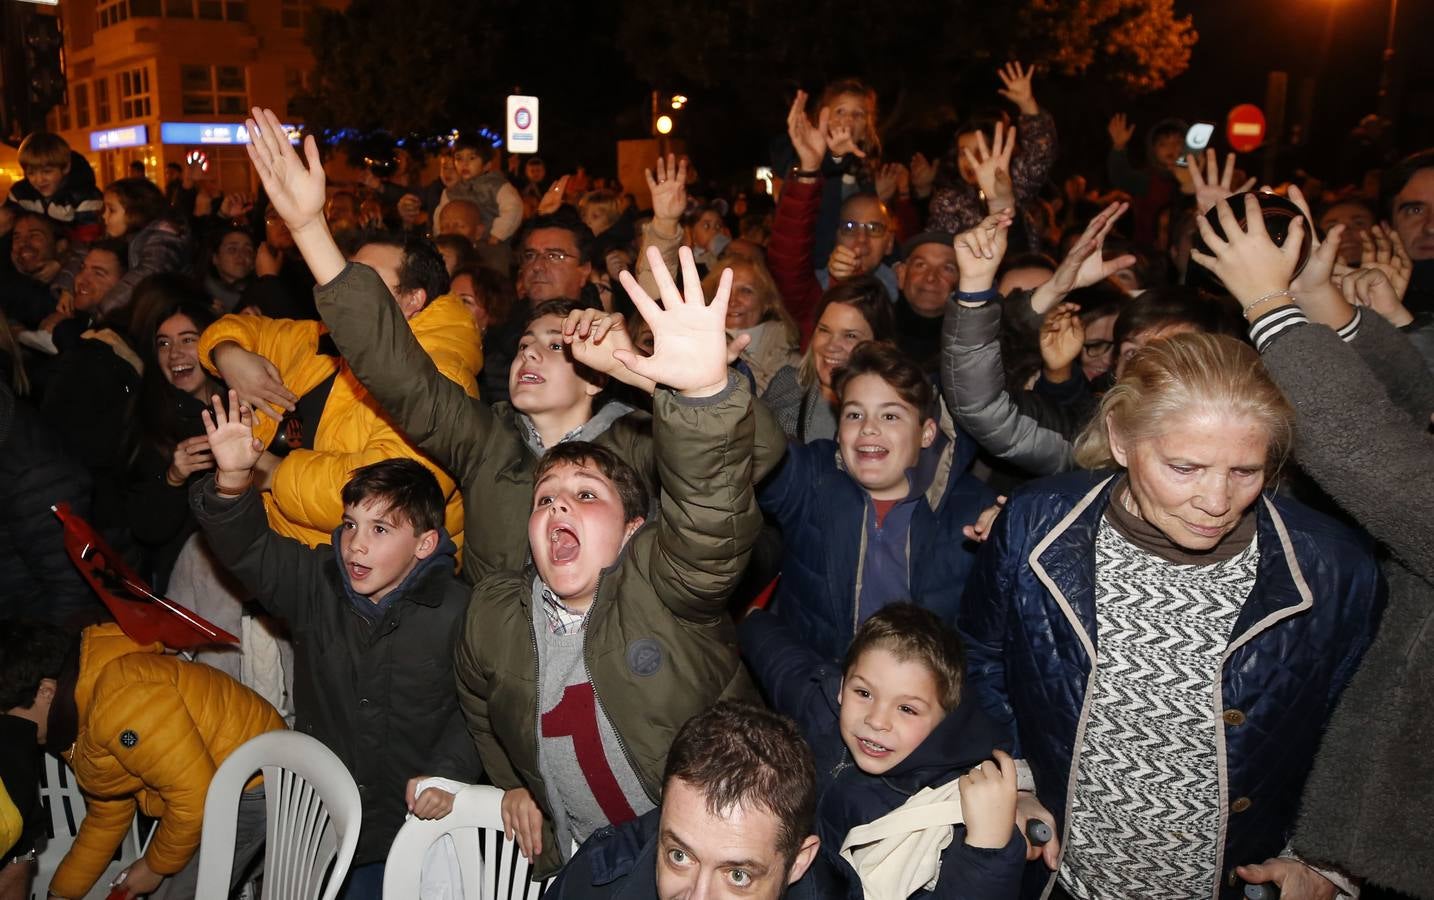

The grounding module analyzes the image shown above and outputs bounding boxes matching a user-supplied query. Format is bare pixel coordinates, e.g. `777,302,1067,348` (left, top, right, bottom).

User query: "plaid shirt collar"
541,587,588,635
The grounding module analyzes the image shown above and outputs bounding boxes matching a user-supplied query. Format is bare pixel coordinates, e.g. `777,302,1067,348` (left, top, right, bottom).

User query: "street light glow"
656,115,674,134
671,95,687,109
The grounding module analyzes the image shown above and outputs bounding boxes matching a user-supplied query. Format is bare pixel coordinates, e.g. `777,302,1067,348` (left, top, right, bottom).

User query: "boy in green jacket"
241,107,785,584
455,245,762,878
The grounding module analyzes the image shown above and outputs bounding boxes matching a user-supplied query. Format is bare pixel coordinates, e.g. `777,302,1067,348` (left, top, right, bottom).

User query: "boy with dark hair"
1,619,285,900
454,247,764,878
443,134,523,243
5,133,103,243
191,439,479,898
761,339,994,662
547,701,833,899
741,603,1026,899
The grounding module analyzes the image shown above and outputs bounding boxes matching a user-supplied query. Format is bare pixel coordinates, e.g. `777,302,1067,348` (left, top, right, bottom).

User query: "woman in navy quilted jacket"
960,331,1383,900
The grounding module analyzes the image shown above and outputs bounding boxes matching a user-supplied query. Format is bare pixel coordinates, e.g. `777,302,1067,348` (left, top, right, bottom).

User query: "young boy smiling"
742,602,1026,899
454,247,763,878
759,341,995,661
191,421,478,897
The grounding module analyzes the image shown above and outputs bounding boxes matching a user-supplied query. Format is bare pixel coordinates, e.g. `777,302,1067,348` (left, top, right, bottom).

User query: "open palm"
201,390,264,474
616,246,731,397
245,107,326,233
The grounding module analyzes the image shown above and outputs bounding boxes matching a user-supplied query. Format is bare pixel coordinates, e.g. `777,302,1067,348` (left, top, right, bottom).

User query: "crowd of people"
0,59,1431,900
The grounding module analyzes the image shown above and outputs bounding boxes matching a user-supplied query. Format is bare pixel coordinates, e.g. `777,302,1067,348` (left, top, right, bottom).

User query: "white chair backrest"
382,784,548,900
196,731,361,900
30,753,148,900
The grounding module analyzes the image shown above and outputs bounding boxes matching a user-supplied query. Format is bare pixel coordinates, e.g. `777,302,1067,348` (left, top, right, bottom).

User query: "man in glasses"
518,214,595,305
815,194,898,302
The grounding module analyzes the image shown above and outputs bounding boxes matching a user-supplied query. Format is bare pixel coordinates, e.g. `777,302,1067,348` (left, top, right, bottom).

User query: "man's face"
838,374,935,501
73,248,124,312
339,499,435,604
896,242,959,316
529,459,638,605
656,778,816,900
835,196,892,275
839,647,947,775
438,202,484,244
509,313,602,416
11,216,58,276
23,163,66,199
214,231,256,282
1392,168,1434,261
1081,313,1118,381
1319,201,1375,266
521,227,591,302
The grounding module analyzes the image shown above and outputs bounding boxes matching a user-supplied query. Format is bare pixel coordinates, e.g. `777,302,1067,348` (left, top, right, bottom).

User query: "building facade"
46,0,320,192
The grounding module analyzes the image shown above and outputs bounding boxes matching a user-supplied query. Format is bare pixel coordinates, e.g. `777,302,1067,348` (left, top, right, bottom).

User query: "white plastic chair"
381,784,551,900
195,730,362,900
29,753,150,900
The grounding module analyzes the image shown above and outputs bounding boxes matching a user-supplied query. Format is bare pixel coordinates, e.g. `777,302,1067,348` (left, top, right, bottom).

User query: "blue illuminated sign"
89,125,148,151
160,122,300,145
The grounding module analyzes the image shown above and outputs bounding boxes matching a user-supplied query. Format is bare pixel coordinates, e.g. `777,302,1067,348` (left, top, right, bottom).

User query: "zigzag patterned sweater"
1059,517,1258,899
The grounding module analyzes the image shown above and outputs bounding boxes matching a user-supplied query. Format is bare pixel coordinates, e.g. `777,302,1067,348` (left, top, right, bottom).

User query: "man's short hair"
663,701,817,866
359,233,450,304
843,603,966,711
13,211,58,241
0,620,72,711
520,212,595,265
532,442,648,524
341,459,445,534
87,238,131,274
1112,284,1246,351
832,340,934,416
1381,148,1434,217
17,132,71,170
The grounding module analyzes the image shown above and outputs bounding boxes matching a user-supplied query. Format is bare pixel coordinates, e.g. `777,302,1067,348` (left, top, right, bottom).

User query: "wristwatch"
6,848,37,865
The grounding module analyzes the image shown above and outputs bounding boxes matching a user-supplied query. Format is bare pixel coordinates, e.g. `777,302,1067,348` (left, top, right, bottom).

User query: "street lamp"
655,115,674,135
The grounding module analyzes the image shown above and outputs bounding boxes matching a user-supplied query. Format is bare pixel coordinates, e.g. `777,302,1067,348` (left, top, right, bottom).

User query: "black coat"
190,478,480,863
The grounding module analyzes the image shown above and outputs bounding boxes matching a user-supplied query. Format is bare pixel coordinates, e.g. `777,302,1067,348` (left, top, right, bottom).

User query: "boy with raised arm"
455,245,763,879
242,107,786,584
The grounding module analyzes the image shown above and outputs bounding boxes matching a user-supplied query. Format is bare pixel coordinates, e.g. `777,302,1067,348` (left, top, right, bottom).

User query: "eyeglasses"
836,220,888,239
1082,340,1114,358
521,249,576,266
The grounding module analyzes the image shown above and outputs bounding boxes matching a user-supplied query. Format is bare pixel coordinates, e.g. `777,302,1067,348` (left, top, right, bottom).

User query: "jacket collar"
328,527,458,622
516,399,637,457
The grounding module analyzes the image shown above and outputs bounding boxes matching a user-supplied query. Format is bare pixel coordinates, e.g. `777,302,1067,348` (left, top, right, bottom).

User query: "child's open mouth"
549,524,580,564
857,737,892,757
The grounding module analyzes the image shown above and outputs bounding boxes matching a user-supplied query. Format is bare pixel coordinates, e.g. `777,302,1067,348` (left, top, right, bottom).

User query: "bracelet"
792,167,820,179
214,475,253,498
1242,289,1295,320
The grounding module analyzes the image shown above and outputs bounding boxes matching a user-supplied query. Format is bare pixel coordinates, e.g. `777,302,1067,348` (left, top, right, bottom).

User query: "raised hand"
1040,303,1086,382
875,162,907,202
1189,149,1256,214
1108,113,1135,151
1360,222,1412,299
954,210,1014,293
996,61,1040,116
1190,193,1306,309
219,192,254,220
646,154,689,223
201,389,264,480
537,175,570,215
824,114,866,161
615,245,733,397
1283,184,1354,327
787,90,828,172
1341,265,1413,327
561,307,657,394
1031,202,1137,314
910,152,938,198
964,124,1017,212
244,108,326,236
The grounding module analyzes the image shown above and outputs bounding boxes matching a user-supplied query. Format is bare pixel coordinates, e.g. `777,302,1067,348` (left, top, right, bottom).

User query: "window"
95,77,111,124
74,83,91,129
118,67,151,120
181,65,247,116
284,67,314,99
280,0,310,29
97,0,129,28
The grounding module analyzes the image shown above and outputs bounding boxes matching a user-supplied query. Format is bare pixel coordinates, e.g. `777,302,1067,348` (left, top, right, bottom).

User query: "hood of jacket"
71,623,164,723
409,293,484,392
329,526,459,622
516,397,638,457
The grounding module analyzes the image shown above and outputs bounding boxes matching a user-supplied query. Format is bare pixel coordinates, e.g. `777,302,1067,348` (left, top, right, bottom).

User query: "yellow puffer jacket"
49,625,286,900
197,293,482,549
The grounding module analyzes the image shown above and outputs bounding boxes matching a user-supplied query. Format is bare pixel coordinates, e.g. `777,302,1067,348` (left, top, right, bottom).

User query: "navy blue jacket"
546,806,840,899
741,609,1026,900
760,426,994,662
960,470,1385,899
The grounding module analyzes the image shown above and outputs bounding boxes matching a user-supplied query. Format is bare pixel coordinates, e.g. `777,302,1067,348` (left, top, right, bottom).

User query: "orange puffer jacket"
49,625,286,899
197,292,482,549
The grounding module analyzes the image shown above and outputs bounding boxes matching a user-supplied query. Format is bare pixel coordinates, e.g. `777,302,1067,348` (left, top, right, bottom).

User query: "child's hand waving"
201,389,264,491
616,246,733,398
959,748,1019,850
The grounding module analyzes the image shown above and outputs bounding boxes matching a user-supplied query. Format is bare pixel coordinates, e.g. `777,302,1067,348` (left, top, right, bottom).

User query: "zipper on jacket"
582,572,657,805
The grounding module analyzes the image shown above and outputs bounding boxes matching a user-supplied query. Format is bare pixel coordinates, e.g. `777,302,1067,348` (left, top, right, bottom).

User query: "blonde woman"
701,257,800,394
961,332,1381,900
